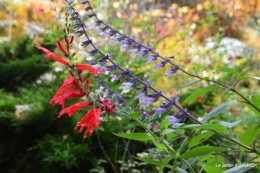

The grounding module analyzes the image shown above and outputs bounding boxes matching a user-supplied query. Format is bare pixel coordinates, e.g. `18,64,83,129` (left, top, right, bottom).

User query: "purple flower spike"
152,95,178,113
104,30,117,40
146,53,159,62
168,116,181,124
87,20,102,29
169,108,189,125
137,47,150,58
119,82,133,93
128,44,142,56
112,35,126,43
105,64,119,71
118,68,133,80
154,58,170,69
147,90,162,102
98,54,110,62
81,39,92,47
110,74,118,82
120,39,133,51
165,65,179,77
116,96,127,105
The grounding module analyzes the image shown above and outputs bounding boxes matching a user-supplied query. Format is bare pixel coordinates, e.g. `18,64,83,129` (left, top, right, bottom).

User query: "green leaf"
177,137,187,154
124,96,135,111
176,167,189,173
218,120,241,129
183,86,219,103
180,146,227,158
237,76,260,81
158,156,173,173
246,95,260,117
129,112,141,118
240,125,260,150
222,164,256,173
131,99,139,112
188,131,215,148
182,124,228,135
193,63,203,73
153,141,168,152
216,67,238,74
160,119,169,133
113,133,152,141
182,79,201,88
201,101,237,123
134,157,173,169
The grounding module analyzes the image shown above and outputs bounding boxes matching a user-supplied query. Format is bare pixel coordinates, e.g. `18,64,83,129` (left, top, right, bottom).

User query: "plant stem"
134,118,195,173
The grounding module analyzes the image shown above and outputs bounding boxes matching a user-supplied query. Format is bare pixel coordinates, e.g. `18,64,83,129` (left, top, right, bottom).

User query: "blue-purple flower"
168,108,189,125
165,65,179,77
154,58,170,69
146,53,159,62
153,95,179,113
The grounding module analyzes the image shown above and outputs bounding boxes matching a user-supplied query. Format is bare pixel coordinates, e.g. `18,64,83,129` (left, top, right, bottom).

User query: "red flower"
58,101,91,118
50,77,84,107
35,45,69,66
99,98,116,113
76,64,104,76
74,106,102,138
228,55,235,61
56,40,68,56
196,96,202,101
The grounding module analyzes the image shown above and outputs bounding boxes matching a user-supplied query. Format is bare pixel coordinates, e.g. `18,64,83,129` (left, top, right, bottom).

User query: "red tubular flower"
86,78,90,91
56,40,67,55
99,98,116,113
74,106,102,138
51,88,84,108
35,45,69,66
76,64,104,76
50,76,85,107
58,101,91,118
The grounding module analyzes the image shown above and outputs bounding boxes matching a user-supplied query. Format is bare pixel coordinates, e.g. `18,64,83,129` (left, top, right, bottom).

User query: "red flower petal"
35,45,69,66
76,64,104,76
58,101,91,118
74,106,102,138
56,40,67,55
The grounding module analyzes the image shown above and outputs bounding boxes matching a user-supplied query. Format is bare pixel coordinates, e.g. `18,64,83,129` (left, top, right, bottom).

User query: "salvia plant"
35,0,260,172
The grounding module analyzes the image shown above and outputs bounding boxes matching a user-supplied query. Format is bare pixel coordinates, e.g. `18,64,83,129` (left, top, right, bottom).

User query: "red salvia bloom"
76,64,104,76
74,106,102,138
35,45,69,66
56,40,68,56
50,76,85,107
99,98,116,113
58,101,91,118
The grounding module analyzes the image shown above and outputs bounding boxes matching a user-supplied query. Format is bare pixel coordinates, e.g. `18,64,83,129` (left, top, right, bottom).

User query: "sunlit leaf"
113,133,152,141
183,86,219,103
201,101,237,123
240,125,260,151
180,146,227,158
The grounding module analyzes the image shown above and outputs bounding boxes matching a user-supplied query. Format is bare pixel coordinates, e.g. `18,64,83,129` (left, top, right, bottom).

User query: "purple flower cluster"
65,0,192,125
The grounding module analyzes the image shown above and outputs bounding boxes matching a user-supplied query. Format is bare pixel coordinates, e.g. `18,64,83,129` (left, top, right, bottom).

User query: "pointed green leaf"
160,119,169,133
180,146,227,158
113,133,152,141
216,67,238,74
218,120,241,129
131,99,139,112
222,164,256,173
188,131,215,148
182,79,201,88
176,167,189,173
158,156,173,173
153,141,168,152
240,125,260,150
183,86,219,103
246,95,260,117
182,124,228,135
201,101,237,123
129,112,141,118
134,157,173,169
237,76,260,81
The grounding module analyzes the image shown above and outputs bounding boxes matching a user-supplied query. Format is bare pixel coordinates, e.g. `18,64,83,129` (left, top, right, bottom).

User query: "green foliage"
0,36,51,91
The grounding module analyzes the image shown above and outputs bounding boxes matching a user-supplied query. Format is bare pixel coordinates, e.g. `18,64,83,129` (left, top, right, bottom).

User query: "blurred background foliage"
1,0,260,172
